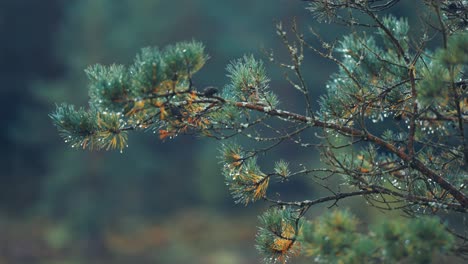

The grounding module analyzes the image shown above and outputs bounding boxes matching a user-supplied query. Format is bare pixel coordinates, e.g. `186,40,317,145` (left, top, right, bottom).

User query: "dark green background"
0,1,417,263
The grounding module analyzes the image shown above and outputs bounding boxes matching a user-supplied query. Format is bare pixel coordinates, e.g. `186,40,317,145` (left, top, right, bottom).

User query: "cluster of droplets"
418,120,447,135
371,113,384,123
369,110,393,123
223,161,238,182
101,110,128,130
367,110,449,137
264,255,291,264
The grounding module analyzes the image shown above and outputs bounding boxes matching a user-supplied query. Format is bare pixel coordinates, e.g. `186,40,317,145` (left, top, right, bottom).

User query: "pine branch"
222,99,468,208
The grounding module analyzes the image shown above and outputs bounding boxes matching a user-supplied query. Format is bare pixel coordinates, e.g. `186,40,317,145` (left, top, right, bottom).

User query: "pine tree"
51,1,467,263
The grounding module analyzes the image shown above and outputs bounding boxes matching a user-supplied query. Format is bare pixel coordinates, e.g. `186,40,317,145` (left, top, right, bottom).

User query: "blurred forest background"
1,1,418,263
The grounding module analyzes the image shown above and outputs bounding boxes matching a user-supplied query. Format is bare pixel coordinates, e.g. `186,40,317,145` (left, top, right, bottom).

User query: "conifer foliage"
52,1,467,263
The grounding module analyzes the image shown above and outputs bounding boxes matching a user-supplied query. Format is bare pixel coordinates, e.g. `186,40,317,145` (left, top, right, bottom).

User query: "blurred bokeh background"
1,1,417,263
